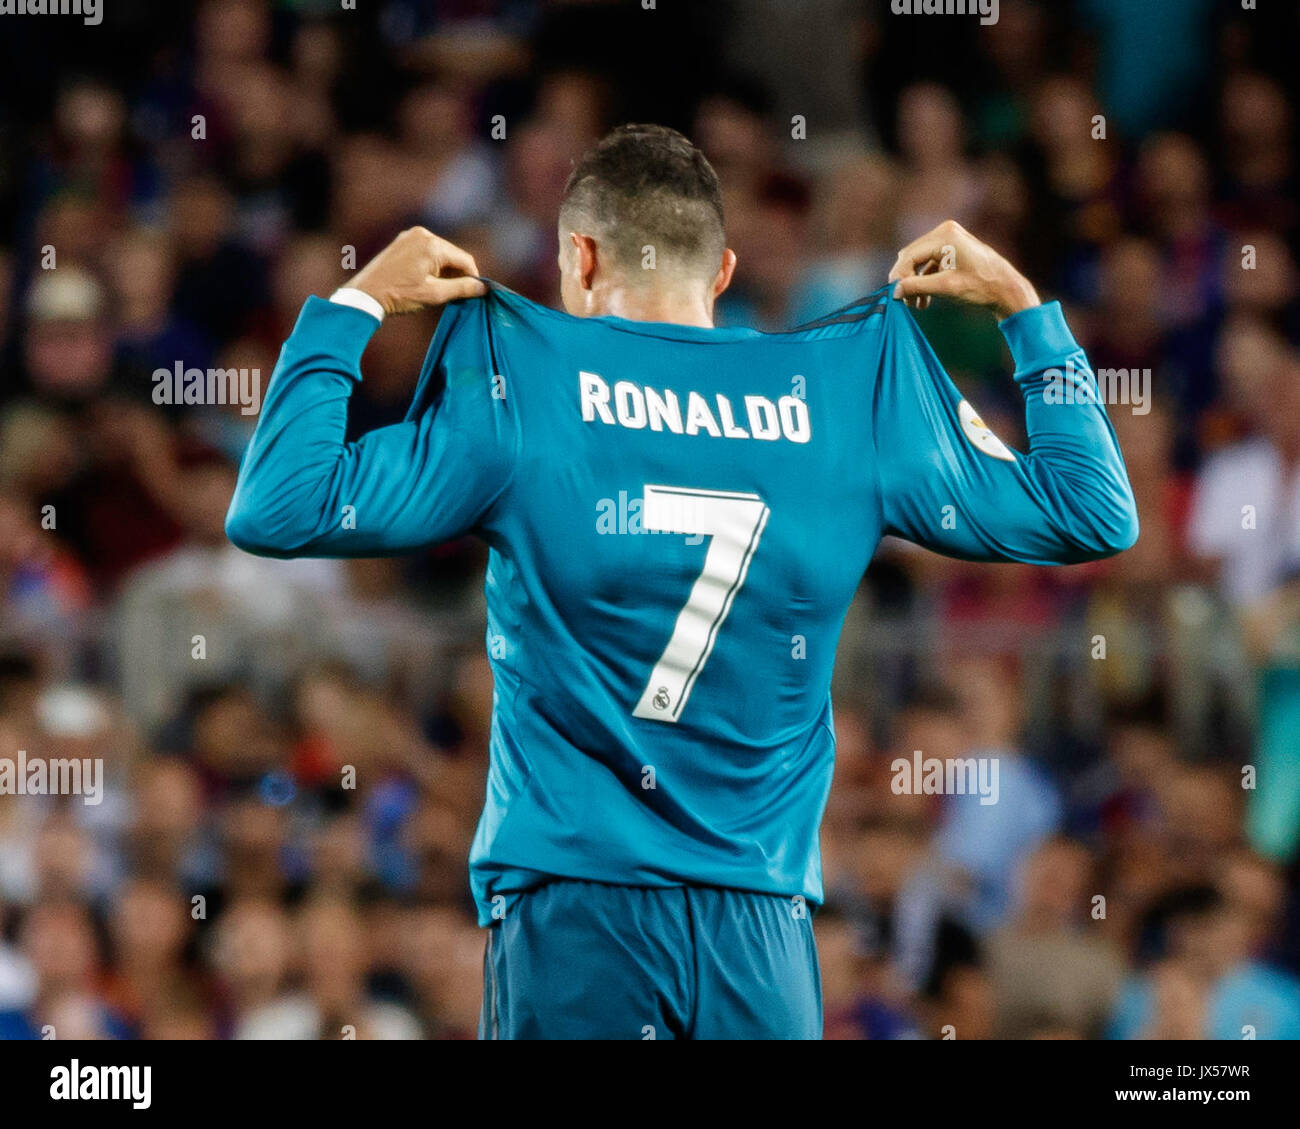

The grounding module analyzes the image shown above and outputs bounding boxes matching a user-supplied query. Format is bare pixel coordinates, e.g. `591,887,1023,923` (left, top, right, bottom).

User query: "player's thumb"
892,271,957,301
420,275,488,304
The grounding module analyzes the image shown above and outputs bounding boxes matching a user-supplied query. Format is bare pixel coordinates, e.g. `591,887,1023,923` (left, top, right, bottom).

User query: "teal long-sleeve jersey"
226,284,1138,924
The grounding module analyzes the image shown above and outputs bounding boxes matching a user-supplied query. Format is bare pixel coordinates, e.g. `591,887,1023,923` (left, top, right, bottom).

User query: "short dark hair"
560,123,725,277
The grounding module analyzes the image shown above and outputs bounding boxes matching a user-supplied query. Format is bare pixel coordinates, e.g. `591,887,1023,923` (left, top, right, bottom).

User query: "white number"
633,484,770,723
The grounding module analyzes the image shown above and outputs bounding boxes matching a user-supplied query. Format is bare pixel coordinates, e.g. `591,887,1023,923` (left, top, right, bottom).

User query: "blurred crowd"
1,0,1299,1039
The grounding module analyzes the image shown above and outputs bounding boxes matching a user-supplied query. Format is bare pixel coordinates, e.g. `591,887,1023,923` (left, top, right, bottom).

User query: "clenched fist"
347,226,487,315
888,220,1040,320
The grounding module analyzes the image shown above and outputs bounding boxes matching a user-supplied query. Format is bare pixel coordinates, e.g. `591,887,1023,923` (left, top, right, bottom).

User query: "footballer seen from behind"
226,124,1138,1039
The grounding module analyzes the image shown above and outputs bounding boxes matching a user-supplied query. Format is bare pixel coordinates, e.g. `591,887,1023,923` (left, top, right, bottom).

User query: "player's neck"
591,283,716,328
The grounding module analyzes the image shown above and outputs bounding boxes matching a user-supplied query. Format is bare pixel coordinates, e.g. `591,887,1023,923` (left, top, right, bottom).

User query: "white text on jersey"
579,372,811,443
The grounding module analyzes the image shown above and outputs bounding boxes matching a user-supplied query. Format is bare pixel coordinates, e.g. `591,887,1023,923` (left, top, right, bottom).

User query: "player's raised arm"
225,228,505,558
875,220,1139,565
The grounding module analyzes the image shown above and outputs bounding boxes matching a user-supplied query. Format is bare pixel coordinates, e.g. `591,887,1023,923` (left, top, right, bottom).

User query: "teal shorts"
479,880,822,1040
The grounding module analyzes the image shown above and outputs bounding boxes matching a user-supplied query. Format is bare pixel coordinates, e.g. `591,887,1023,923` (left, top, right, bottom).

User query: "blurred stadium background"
1,0,1299,1040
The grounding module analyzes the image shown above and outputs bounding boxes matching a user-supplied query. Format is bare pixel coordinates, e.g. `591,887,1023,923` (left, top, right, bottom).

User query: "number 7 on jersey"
633,484,770,724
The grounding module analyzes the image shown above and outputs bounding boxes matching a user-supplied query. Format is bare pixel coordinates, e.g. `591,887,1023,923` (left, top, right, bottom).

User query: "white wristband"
329,287,385,323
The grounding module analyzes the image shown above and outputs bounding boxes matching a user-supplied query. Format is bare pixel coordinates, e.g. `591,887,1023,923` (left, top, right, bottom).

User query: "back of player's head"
560,123,725,281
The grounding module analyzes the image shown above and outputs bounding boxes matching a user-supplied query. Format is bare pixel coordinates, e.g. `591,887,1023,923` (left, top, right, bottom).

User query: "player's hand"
888,220,1040,320
347,226,487,315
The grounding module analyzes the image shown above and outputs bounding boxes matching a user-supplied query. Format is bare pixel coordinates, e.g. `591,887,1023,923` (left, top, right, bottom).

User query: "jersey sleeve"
226,295,514,557
871,297,1139,564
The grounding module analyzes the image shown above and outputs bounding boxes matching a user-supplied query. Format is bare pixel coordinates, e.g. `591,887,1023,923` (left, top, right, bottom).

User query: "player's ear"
570,232,599,291
712,248,737,299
